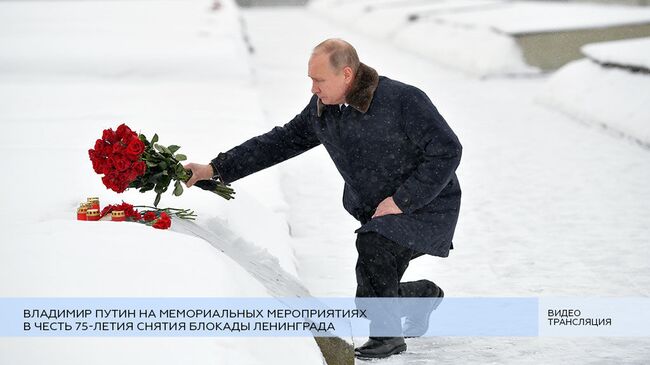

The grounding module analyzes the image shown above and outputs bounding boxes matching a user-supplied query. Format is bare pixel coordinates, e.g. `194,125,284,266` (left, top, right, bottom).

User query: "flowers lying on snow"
101,201,195,230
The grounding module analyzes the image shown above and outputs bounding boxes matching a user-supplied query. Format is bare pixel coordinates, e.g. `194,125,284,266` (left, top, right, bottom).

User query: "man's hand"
372,196,403,218
183,163,214,188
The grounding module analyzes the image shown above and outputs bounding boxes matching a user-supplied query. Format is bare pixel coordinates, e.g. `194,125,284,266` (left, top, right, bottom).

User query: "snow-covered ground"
2,0,650,364
537,37,650,148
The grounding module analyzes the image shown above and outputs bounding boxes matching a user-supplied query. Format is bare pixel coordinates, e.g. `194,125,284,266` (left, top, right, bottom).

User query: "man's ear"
343,66,353,83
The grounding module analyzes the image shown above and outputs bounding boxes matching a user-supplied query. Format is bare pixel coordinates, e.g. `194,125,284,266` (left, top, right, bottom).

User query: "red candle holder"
77,204,88,221
111,210,126,222
86,208,100,221
87,197,100,211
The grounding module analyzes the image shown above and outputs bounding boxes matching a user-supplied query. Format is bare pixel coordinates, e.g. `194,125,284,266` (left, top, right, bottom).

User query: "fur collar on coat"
316,63,379,117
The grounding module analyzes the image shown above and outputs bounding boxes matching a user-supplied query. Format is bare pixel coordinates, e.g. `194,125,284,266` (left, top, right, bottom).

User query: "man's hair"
313,38,360,74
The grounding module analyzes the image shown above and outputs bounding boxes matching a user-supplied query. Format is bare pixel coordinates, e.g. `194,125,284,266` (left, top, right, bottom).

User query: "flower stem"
133,205,198,220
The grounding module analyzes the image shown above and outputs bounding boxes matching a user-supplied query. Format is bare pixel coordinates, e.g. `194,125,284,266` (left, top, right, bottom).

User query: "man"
184,38,462,359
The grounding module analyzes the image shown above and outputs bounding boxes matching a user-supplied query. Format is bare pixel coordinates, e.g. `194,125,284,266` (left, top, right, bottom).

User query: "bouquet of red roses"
88,123,234,206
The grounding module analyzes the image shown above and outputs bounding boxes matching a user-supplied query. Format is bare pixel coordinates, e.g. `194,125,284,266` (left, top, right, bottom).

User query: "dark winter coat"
211,63,462,257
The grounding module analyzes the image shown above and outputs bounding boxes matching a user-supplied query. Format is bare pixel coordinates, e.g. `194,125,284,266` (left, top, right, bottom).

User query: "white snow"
391,19,535,77
537,32,650,149
536,58,650,148
418,1,650,35
582,36,650,70
350,0,506,39
0,220,324,365
0,0,250,81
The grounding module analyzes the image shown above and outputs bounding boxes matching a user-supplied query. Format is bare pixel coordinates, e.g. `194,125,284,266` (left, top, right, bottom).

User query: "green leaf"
151,134,159,144
168,145,180,154
146,161,157,167
175,154,187,161
155,178,170,192
173,181,183,196
154,193,161,207
154,144,172,156
174,164,185,175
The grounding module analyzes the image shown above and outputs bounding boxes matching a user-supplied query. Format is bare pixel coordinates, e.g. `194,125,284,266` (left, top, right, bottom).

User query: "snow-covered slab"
0,220,270,297
582,36,650,71
0,220,324,365
392,18,537,77
536,58,650,148
310,0,504,38
426,1,650,35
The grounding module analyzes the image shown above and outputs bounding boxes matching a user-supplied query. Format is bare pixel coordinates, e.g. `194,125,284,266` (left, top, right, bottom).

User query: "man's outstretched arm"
185,101,321,187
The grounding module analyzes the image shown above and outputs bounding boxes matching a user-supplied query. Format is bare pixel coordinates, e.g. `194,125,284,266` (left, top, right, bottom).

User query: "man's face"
308,53,351,105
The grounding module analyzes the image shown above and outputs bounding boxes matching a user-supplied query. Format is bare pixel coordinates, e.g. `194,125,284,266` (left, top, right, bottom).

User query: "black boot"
354,337,407,359
403,282,444,338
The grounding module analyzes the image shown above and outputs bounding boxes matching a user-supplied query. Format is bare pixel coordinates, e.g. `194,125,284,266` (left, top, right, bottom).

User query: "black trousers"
354,231,431,337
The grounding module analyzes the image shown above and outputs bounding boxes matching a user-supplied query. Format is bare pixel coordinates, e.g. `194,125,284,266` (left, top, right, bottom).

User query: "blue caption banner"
1,297,648,337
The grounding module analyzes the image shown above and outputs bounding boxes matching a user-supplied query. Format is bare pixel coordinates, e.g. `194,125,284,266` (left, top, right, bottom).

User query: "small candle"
77,204,88,221
86,208,100,221
111,210,126,222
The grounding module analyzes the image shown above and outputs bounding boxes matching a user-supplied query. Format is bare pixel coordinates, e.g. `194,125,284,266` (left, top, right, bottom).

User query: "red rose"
102,172,128,193
116,124,133,139
132,160,146,177
102,128,118,144
143,211,156,222
91,157,108,174
114,179,129,193
101,205,114,218
112,142,126,155
94,139,103,151
125,167,138,182
119,202,135,217
103,163,116,175
153,212,171,229
110,154,129,172
121,131,136,145
95,139,113,156
101,174,116,191
132,211,142,221
126,138,145,160
117,172,131,186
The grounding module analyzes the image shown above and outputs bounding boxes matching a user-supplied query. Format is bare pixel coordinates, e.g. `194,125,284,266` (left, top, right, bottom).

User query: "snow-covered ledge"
535,37,650,148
